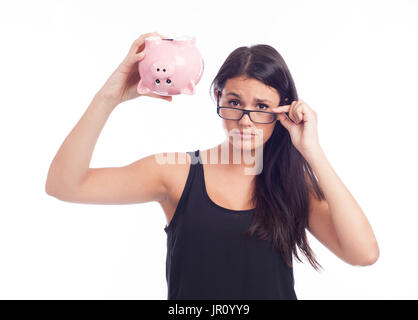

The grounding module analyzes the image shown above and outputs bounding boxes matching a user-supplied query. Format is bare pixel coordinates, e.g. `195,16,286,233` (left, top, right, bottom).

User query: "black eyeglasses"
216,92,278,124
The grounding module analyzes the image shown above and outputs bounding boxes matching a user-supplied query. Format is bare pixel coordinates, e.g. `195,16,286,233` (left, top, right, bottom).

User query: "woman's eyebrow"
226,92,272,104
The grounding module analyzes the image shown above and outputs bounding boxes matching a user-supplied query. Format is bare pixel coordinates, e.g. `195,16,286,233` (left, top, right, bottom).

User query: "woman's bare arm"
45,94,169,204
45,93,116,197
45,32,173,204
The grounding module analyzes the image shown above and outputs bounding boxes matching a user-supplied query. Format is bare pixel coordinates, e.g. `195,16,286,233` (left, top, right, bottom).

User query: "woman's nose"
239,113,253,125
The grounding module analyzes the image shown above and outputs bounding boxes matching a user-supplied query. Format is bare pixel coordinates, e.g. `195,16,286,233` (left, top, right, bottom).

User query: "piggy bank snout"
150,61,175,77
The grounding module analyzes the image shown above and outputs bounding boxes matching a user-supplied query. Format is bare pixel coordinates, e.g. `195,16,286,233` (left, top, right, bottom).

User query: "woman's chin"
231,139,260,152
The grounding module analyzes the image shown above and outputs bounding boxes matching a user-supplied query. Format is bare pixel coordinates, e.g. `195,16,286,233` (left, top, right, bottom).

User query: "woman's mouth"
239,132,256,139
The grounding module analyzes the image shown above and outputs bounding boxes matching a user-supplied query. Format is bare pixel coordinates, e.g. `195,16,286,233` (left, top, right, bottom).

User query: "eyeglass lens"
218,107,275,123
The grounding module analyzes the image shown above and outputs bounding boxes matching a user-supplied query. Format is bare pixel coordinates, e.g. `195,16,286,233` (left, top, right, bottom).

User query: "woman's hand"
272,99,322,159
97,32,173,106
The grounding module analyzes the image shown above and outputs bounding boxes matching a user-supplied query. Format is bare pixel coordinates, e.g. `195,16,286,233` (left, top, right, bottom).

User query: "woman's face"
216,76,282,152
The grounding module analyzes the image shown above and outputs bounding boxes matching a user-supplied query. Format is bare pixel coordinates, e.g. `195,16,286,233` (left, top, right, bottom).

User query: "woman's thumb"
278,113,293,130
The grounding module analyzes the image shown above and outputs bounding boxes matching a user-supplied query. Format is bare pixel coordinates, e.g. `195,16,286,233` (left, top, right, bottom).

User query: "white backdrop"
0,0,417,299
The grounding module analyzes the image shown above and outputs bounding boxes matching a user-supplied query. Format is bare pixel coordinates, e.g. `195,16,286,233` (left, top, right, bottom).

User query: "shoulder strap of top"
164,149,200,233
188,150,205,188
188,149,202,165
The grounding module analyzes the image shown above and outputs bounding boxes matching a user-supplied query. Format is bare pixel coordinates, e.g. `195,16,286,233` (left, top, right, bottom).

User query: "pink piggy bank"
137,36,204,96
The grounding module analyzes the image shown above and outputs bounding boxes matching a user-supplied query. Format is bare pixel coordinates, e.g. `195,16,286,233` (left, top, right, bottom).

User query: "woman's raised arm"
45,32,173,204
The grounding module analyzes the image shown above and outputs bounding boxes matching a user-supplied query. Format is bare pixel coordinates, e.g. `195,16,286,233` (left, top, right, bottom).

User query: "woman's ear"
214,89,222,102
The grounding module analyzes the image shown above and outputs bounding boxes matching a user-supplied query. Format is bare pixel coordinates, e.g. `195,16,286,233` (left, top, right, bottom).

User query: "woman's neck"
200,142,263,176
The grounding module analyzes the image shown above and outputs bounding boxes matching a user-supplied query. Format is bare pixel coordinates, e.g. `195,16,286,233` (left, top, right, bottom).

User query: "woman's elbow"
353,245,380,266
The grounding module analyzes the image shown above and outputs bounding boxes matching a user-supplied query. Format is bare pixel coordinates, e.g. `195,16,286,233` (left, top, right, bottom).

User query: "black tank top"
164,150,297,300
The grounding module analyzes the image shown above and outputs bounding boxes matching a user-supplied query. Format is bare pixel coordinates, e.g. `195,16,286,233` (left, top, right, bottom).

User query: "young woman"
45,31,379,300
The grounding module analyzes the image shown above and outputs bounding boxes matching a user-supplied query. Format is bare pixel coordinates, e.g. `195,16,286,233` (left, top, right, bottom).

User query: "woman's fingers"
127,32,160,58
290,101,306,124
121,32,167,71
286,101,299,124
272,101,301,123
146,91,173,102
271,105,290,113
130,32,156,55
130,32,169,60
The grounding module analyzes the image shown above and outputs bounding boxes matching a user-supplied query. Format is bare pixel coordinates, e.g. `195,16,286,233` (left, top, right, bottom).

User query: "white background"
0,0,417,299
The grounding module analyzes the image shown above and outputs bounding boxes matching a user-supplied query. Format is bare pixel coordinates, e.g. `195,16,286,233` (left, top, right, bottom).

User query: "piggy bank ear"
180,80,196,95
137,80,151,95
187,37,196,46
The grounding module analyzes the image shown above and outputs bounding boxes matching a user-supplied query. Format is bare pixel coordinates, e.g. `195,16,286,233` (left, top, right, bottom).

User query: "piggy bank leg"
180,80,196,95
137,80,151,95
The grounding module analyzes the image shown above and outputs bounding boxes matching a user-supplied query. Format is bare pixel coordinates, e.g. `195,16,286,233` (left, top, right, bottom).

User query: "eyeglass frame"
216,91,286,124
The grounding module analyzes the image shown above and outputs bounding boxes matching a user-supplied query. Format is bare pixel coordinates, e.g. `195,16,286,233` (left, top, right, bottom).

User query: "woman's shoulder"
152,151,194,168
154,151,195,208
154,151,194,190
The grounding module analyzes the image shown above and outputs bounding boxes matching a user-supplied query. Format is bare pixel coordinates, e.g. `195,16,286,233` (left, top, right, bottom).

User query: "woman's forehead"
223,78,280,101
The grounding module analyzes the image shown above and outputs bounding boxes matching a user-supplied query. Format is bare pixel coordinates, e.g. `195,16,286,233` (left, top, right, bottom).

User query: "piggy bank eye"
166,79,171,84
155,79,160,85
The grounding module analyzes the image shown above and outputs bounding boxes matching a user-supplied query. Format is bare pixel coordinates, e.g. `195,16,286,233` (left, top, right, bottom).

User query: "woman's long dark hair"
209,44,326,271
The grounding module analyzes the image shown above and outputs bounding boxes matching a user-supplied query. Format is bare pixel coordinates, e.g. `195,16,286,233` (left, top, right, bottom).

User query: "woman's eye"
227,100,268,110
